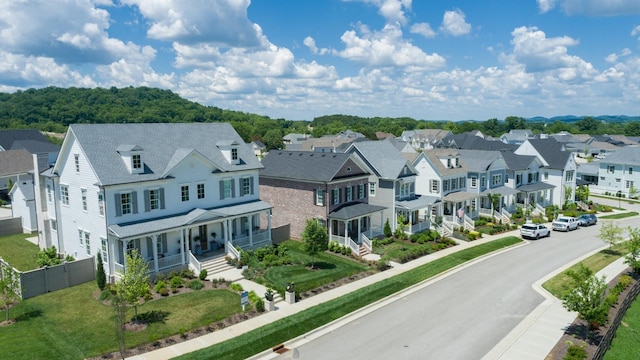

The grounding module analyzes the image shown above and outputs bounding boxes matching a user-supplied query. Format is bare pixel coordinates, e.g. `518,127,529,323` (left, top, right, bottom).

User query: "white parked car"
552,216,579,231
520,223,551,239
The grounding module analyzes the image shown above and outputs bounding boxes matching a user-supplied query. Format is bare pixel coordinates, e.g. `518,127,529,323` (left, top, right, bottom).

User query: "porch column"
121,240,128,272
409,211,414,233
248,215,253,247
267,209,272,243
380,212,383,234
343,220,348,240
151,234,159,273
225,219,232,249
180,228,186,265
329,219,333,242
357,216,361,243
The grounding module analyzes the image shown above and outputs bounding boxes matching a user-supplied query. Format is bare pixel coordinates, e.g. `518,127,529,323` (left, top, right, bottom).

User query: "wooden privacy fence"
592,276,640,360
0,217,22,236
0,256,96,300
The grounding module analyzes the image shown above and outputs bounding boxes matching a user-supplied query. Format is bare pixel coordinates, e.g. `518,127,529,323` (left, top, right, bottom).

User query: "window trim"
181,184,190,202
315,189,324,206
81,188,87,211
60,184,69,206
197,183,205,199
121,192,132,215
132,154,142,169
74,154,80,173
369,182,376,197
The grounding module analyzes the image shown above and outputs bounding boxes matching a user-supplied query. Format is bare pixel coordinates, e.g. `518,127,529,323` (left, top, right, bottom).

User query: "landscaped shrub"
376,256,390,271
199,269,208,280
155,280,167,293
181,269,195,279
188,279,204,290
229,283,244,292
563,341,587,360
170,276,183,289
255,298,265,313
158,287,169,296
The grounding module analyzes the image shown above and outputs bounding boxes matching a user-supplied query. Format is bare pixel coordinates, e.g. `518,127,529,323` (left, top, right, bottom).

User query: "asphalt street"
292,205,640,360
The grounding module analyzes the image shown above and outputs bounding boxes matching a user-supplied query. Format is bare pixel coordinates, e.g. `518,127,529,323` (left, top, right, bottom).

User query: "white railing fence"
361,233,372,253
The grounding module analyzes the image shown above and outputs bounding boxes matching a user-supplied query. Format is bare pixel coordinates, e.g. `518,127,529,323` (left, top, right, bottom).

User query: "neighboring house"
593,146,640,196
500,129,534,145
576,160,600,186
250,140,266,158
400,129,452,151
292,137,356,153
259,151,385,246
442,132,517,151
347,141,438,234
0,129,60,166
515,139,577,206
39,123,272,280
282,133,311,145
2,149,49,232
500,150,554,209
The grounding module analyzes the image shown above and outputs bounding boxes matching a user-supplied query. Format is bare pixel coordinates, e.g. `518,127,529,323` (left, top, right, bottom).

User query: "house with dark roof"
400,129,452,151
346,141,438,235
0,129,60,165
593,146,640,197
442,133,517,151
250,140,266,158
515,138,577,206
259,151,385,253
38,123,271,281
500,150,555,211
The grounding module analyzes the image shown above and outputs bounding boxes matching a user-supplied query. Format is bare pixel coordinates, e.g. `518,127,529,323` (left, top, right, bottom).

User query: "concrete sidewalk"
128,230,632,360
484,251,630,360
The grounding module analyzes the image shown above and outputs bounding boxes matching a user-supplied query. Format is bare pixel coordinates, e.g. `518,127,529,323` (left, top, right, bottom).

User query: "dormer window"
132,154,142,169
455,157,460,167
216,140,241,165
231,148,238,161
116,144,144,174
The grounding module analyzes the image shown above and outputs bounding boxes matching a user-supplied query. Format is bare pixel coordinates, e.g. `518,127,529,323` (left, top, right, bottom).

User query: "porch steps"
359,245,370,257
201,256,236,278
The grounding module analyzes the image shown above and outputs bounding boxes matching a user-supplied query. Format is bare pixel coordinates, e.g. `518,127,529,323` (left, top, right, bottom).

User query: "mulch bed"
545,268,639,360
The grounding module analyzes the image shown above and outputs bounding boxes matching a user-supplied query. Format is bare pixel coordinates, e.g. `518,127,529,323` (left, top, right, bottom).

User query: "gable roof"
348,140,415,179
0,129,59,154
444,133,517,151
58,123,262,186
0,149,34,177
260,150,367,182
521,138,572,170
499,150,539,171
416,149,467,177
601,146,640,166
457,150,503,172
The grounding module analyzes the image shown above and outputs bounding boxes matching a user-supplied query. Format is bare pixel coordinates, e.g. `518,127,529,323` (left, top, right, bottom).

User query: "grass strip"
599,212,639,220
542,242,629,298
0,233,40,271
603,294,640,360
177,236,522,360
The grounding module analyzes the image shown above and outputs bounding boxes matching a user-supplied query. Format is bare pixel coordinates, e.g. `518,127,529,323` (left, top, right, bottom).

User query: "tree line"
2,86,640,150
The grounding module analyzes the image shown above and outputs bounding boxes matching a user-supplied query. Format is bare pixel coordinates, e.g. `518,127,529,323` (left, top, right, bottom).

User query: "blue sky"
2,1,640,121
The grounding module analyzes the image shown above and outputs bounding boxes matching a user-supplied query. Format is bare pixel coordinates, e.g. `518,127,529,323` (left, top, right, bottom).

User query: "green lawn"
177,236,523,360
542,242,629,298
258,241,369,295
0,233,40,271
603,295,640,360
599,212,639,220
0,281,241,359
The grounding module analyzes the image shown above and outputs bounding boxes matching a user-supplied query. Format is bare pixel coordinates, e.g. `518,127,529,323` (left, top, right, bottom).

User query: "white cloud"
346,0,411,25
537,0,557,13
440,9,471,37
334,23,446,70
558,0,640,16
121,0,262,47
410,23,436,38
0,51,96,88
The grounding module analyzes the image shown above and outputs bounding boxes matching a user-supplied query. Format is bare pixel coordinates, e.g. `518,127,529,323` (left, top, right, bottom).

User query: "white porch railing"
463,214,474,231
479,208,493,218
114,262,124,274
534,203,545,216
348,237,360,256
228,245,241,260
189,252,201,273
330,234,349,247
501,208,512,225
493,210,501,223
367,225,383,238
467,209,479,219
155,254,182,271
231,229,271,250
442,222,453,237
361,233,372,253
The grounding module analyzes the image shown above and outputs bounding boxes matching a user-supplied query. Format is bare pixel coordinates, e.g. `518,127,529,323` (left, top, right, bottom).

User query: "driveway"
289,215,639,360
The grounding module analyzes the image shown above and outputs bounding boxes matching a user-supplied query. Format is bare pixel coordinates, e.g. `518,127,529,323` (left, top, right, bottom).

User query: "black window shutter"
115,194,122,217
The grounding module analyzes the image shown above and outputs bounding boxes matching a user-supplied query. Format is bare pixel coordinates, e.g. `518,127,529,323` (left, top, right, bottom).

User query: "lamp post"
616,190,622,209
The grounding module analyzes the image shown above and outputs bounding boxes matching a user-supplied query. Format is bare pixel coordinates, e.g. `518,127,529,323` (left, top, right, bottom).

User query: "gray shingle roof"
457,150,502,172
0,129,59,154
500,150,538,171
525,139,572,170
0,149,33,177
65,123,261,186
348,140,414,179
601,147,640,165
260,151,367,182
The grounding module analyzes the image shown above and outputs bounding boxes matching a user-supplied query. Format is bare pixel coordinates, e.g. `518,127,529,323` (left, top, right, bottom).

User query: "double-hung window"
470,177,477,188
315,189,324,205
149,189,160,210
358,184,365,199
492,174,502,186
197,183,205,199
332,188,340,205
242,178,252,196
181,185,190,201
60,185,69,205
431,180,439,193
121,193,132,215
565,170,575,182
369,182,376,197
98,193,104,216
74,154,80,173
132,154,142,170
222,180,233,199
81,189,87,211
346,186,353,202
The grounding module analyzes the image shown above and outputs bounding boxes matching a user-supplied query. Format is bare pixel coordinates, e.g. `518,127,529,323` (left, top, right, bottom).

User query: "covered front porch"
108,200,273,277
478,186,518,219
396,195,440,235
515,182,555,209
328,202,386,256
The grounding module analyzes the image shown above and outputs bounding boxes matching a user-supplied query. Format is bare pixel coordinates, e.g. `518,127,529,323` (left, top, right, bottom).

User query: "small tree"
575,185,590,202
561,264,608,330
115,249,149,322
96,252,107,291
598,221,624,250
487,193,500,214
36,246,62,267
0,261,22,323
383,219,392,237
563,185,573,207
629,184,638,199
301,219,328,269
394,215,407,239
625,227,640,273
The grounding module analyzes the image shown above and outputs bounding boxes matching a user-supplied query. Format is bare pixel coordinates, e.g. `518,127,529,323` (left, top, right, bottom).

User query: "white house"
594,146,640,197
515,139,576,207
39,123,272,280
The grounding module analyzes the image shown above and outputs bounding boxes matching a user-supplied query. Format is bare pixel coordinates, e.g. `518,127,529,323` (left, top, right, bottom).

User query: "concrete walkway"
127,229,632,360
